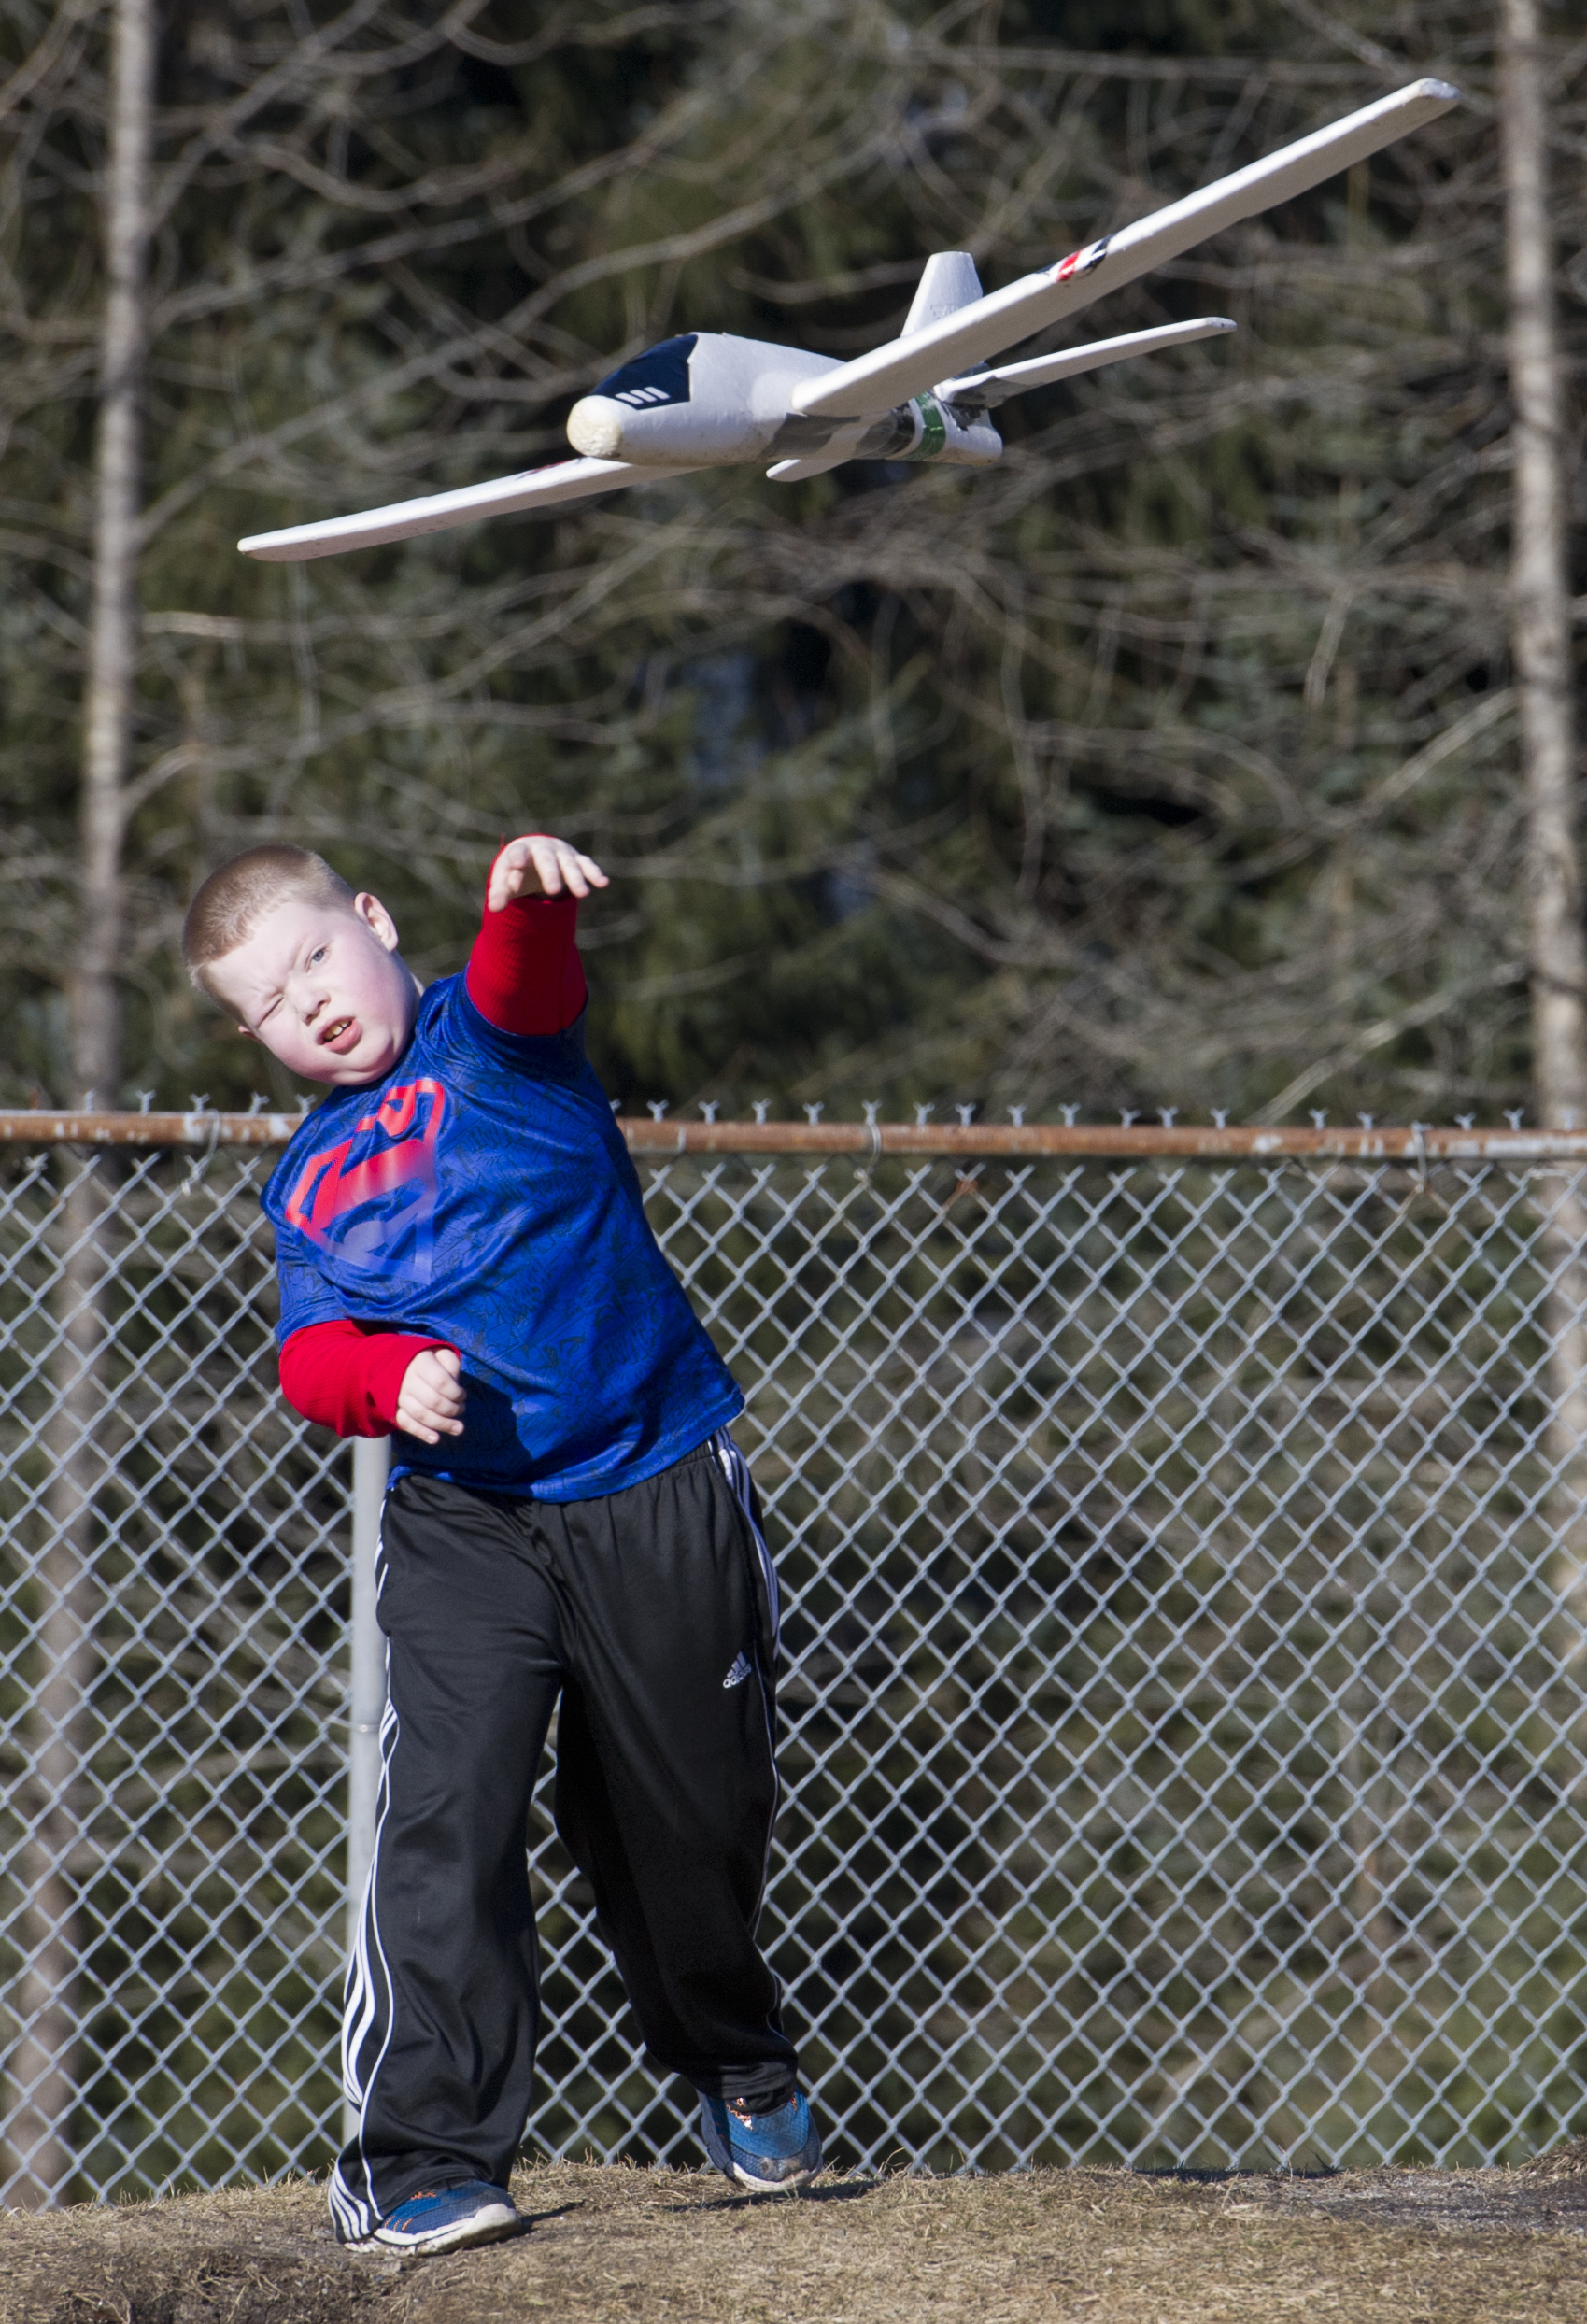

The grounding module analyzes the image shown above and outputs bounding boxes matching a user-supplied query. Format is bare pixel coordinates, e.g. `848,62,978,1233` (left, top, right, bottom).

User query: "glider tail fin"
902,252,984,336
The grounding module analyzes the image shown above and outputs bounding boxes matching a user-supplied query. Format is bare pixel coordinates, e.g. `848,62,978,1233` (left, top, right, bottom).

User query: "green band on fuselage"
910,393,947,461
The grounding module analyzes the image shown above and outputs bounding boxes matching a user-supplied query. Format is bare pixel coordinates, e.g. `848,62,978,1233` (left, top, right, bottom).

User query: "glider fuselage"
566,332,1002,472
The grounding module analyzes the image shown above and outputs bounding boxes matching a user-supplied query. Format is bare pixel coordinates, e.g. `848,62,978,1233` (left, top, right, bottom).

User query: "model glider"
239,78,1459,564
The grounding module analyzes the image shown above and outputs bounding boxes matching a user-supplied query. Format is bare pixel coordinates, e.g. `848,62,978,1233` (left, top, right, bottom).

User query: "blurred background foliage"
0,0,1580,1121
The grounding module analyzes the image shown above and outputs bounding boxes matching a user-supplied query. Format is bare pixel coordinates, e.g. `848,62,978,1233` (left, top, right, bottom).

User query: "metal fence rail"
4,1118,1587,2201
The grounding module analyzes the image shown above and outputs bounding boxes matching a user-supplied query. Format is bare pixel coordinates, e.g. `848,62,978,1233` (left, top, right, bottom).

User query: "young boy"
182,832,819,2254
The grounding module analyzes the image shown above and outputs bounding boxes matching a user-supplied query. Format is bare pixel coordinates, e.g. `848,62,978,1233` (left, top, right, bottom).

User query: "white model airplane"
239,78,1459,565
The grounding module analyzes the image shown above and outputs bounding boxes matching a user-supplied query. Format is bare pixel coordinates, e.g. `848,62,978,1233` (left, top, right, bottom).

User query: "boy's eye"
308,945,326,966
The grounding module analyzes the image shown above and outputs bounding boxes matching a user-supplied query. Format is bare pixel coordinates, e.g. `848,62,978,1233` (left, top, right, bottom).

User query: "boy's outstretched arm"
466,832,608,1036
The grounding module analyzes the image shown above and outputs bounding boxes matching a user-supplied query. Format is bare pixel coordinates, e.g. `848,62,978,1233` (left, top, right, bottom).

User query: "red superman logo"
284,1078,446,1282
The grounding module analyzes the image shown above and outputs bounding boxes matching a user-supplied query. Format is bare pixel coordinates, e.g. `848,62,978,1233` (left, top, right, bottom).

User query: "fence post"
2,1158,113,2204
342,1435,390,2144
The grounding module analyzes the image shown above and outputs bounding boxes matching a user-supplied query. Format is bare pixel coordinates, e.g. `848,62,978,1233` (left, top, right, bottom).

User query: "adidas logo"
722,1651,752,1690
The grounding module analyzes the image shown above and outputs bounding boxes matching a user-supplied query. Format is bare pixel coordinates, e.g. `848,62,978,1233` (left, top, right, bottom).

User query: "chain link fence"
4,1120,1587,2203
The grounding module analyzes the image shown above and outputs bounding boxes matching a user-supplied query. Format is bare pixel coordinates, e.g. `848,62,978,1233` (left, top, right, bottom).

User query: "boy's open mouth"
319,1016,359,1052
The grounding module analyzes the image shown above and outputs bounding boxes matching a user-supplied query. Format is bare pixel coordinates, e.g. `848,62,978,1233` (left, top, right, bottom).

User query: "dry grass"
6,2160,1587,2324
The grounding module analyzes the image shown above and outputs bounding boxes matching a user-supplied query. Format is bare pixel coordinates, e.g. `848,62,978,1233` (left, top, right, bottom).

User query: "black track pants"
329,1433,796,2233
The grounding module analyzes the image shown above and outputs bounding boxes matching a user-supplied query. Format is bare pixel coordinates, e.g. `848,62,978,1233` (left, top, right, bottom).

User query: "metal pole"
342,1434,390,2144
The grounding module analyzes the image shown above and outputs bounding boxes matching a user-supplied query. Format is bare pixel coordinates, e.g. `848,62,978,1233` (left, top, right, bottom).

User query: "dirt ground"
7,2151,1587,2324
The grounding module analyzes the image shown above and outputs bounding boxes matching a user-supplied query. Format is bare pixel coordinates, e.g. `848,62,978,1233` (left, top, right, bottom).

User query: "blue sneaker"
367,2178,521,2254
699,2090,822,2190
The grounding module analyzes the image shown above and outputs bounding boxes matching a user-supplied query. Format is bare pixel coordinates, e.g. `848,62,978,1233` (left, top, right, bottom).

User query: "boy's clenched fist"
397,1347,466,1443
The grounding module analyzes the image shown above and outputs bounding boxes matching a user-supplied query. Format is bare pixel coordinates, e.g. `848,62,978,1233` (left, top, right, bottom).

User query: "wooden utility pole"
1497,0,1587,1622
3,0,156,2206
1501,0,1587,1122
75,0,155,1104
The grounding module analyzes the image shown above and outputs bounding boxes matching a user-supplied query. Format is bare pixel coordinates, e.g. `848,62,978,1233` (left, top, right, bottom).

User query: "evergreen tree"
0,1,1579,1126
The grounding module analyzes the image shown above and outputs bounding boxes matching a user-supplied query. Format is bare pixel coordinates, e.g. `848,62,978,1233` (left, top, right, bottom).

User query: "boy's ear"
236,1024,257,1042
354,890,401,953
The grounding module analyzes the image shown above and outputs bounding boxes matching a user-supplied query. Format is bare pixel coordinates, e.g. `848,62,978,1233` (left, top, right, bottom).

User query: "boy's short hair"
183,845,355,997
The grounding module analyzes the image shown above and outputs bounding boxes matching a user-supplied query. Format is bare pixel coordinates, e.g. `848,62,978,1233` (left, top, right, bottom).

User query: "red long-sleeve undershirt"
277,872,587,1437
280,1316,451,1438
462,883,587,1037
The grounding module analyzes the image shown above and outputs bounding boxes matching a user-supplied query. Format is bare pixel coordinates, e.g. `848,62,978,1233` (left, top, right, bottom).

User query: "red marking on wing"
1053,237,1109,283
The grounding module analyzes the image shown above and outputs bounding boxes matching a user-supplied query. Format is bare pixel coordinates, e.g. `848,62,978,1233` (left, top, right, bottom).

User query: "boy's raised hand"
397,1347,467,1444
489,833,608,912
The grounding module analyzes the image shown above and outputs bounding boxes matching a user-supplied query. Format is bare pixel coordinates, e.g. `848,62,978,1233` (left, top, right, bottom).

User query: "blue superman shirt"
262,976,742,1500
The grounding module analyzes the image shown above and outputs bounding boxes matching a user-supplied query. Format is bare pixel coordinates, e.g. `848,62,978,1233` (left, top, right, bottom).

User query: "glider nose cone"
567,397,627,459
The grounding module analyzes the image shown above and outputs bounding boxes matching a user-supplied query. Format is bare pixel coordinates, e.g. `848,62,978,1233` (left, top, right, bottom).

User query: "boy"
182,831,818,2255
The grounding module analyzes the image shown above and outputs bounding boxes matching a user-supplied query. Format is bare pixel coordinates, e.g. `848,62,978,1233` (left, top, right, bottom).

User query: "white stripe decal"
340,1690,396,2103
329,2162,372,2241
712,1429,782,1929
713,1428,780,1650
335,1500,399,2236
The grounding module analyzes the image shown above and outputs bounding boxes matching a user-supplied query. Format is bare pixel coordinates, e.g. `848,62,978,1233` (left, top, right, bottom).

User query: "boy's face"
207,890,418,1086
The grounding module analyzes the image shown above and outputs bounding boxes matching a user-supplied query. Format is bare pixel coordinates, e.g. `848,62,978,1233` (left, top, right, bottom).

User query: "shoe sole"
720,2153,821,2193
371,2204,522,2255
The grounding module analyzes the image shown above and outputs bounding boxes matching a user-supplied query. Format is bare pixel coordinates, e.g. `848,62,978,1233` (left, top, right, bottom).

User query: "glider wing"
941,316,1236,408
791,79,1460,422
237,454,692,563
